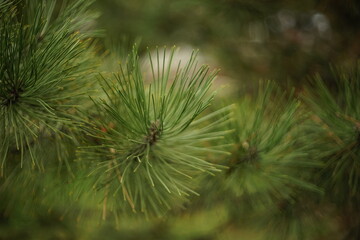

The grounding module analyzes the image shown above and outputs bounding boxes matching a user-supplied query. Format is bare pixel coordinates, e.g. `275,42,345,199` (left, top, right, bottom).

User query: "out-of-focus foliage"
95,0,360,88
302,62,360,240
193,81,325,240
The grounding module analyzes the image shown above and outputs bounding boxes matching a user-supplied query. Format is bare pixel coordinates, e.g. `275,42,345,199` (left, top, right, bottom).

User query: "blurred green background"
94,0,360,90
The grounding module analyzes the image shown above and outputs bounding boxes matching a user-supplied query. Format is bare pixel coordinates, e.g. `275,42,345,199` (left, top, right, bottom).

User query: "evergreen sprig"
78,47,232,217
303,63,360,239
224,81,320,205
190,81,325,240
0,0,98,175
304,63,360,202
195,81,323,239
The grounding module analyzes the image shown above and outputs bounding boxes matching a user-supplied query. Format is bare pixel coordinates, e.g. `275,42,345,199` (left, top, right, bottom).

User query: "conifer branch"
0,0,98,175
303,62,360,202
78,46,231,216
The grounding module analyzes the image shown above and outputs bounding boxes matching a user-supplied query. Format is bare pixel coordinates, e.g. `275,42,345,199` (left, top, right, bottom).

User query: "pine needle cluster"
78,47,232,217
0,0,98,174
303,63,360,239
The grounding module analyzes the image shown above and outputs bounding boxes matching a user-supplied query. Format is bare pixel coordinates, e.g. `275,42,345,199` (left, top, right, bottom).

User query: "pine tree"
1,1,359,239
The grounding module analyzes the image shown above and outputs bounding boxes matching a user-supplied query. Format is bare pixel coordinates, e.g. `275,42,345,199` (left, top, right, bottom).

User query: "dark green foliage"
225,81,320,202
303,63,360,239
0,0,98,174
197,81,323,240
304,64,360,202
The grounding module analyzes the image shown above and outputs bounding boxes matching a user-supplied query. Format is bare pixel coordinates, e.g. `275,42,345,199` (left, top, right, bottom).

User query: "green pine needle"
0,0,98,175
224,81,322,206
303,62,360,204
78,46,231,217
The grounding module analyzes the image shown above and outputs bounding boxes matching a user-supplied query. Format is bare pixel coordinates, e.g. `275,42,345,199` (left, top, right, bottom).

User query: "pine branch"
195,81,323,240
302,62,360,239
78,46,231,216
303,62,360,203
0,0,99,175
223,81,321,203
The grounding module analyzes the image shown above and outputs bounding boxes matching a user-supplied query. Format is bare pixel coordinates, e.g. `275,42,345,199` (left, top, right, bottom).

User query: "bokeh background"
94,0,360,90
